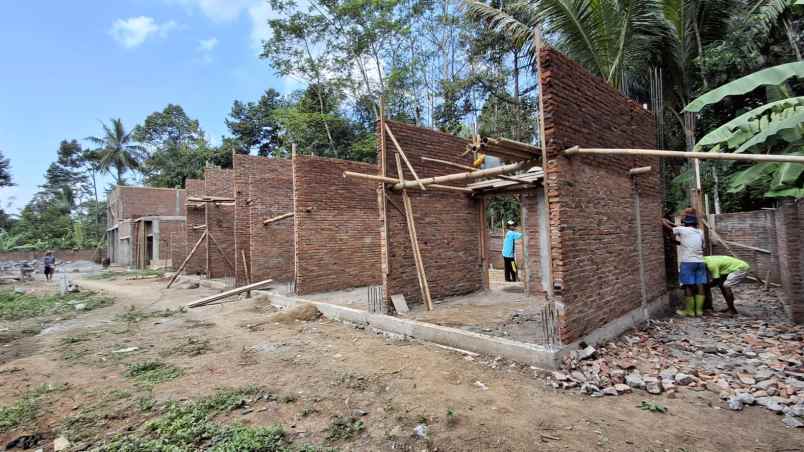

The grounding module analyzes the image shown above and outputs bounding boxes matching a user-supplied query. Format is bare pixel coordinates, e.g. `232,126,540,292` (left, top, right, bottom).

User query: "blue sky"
0,0,297,214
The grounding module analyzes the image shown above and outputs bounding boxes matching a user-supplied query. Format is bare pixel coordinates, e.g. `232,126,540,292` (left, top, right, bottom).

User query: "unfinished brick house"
106,186,187,269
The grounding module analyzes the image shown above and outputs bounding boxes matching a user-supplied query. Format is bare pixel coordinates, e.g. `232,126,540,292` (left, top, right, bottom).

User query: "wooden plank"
166,230,207,288
390,294,410,314
207,231,235,273
396,153,433,310
263,212,294,225
187,279,273,308
385,123,426,191
721,239,772,255
241,250,252,298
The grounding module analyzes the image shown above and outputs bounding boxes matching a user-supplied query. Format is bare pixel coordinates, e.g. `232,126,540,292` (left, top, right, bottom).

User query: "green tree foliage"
86,119,146,185
0,149,11,188
226,89,286,156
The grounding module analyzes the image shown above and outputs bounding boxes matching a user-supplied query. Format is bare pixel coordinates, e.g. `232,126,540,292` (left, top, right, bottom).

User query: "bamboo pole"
396,153,433,310
421,157,527,184
385,124,426,191
564,147,804,164
393,160,534,190
241,250,251,298
343,171,473,193
207,231,235,273
187,279,273,308
263,212,294,225
166,230,207,288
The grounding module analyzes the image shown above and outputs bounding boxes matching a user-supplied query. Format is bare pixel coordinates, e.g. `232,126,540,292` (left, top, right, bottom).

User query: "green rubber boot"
694,294,705,317
676,297,696,317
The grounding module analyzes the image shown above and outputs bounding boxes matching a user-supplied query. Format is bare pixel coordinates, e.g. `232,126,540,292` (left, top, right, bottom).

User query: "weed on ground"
116,305,186,323
160,336,211,357
0,383,67,433
126,361,183,385
87,269,165,281
0,290,113,321
325,416,365,442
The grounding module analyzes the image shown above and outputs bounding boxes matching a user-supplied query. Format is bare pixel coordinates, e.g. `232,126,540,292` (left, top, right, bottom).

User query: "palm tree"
466,0,668,91
749,0,803,60
86,119,146,185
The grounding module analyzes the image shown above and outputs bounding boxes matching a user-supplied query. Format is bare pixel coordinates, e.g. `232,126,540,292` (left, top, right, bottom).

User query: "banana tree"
684,61,804,197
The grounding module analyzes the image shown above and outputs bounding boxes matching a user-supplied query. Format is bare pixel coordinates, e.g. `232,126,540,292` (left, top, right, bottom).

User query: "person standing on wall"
661,214,707,316
43,251,56,281
502,220,523,282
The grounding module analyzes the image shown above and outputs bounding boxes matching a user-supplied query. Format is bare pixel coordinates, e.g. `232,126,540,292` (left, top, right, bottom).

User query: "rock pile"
551,285,804,428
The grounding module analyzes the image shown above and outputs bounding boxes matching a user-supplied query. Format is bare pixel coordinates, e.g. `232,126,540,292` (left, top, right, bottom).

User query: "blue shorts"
680,262,708,285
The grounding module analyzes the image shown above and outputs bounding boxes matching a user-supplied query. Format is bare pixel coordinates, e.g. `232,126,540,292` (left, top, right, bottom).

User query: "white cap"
507,220,515,226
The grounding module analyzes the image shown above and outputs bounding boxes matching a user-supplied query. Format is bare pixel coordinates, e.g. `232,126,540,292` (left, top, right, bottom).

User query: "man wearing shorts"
704,255,750,315
662,215,707,316
43,251,55,281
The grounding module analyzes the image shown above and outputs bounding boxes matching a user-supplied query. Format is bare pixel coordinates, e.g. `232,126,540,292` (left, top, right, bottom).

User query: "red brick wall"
713,210,779,284
539,47,665,343
293,155,381,295
112,186,186,221
382,121,484,304
184,179,207,274
233,155,294,286
522,190,546,295
488,230,524,269
774,200,803,323
0,249,99,263
157,220,184,266
169,225,187,271
204,168,235,279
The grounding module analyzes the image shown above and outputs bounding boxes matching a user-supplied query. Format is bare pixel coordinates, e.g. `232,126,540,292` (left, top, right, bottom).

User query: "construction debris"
551,285,804,428
269,303,321,323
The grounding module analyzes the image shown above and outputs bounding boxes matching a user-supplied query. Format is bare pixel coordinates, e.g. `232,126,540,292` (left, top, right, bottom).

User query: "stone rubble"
550,285,804,428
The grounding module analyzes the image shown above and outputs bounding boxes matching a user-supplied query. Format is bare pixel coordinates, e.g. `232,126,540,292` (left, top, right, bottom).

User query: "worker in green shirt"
704,255,750,315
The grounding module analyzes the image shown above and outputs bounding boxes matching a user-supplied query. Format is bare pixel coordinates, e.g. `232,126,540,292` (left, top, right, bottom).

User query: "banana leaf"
684,61,804,113
727,162,778,192
696,97,804,149
765,187,804,198
734,109,804,153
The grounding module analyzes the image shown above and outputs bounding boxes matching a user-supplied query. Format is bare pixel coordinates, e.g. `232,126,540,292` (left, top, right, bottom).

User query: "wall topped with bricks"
183,178,207,275
204,168,235,279
107,186,186,225
774,200,803,323
293,155,382,295
233,155,294,286
539,46,665,344
713,210,779,284
382,120,484,304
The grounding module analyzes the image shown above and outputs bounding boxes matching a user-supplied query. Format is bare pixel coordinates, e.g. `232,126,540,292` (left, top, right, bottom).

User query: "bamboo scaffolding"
393,160,535,190
421,157,527,184
263,212,294,225
564,146,804,164
385,124,426,191
187,196,235,202
241,250,251,298
166,231,207,288
343,171,472,193
207,231,235,273
396,153,433,311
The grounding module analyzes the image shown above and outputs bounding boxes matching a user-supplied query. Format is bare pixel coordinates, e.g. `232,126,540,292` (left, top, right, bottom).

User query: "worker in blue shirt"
502,220,523,282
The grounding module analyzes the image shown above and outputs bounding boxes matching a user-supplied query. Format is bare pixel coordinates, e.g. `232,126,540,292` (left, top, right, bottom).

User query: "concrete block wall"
233,154,294,286
382,121,484,304
204,168,235,279
539,46,665,344
184,179,207,274
713,210,779,284
774,200,803,323
293,155,382,295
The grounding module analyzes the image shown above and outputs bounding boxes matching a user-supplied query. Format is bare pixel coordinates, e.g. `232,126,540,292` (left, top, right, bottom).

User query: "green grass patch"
0,383,67,433
0,290,113,321
87,269,165,281
160,337,211,358
97,387,335,451
126,361,182,385
325,416,365,442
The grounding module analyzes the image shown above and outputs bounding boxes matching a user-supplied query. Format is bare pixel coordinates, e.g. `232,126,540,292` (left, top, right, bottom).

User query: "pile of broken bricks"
550,286,804,428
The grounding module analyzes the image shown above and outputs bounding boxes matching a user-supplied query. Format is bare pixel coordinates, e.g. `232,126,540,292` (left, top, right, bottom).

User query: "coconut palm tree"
86,118,146,185
749,0,803,60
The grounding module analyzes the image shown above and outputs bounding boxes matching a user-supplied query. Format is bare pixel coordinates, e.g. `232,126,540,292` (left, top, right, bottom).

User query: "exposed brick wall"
713,210,779,284
539,46,665,343
0,249,99,263
169,225,187,271
108,186,186,223
383,121,484,304
157,220,185,266
233,155,295,286
204,168,235,279
522,190,546,295
184,179,207,275
774,200,803,323
293,155,381,295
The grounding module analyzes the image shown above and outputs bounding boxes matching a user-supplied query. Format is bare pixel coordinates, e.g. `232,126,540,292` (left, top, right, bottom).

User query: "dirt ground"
1,274,802,451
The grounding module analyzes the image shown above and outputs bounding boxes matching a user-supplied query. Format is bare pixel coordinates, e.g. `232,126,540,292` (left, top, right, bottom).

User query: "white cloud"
109,16,178,49
248,2,276,49
168,0,254,22
196,37,219,63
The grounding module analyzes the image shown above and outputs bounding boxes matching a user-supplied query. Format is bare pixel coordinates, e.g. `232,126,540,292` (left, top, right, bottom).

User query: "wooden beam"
720,239,772,255
564,146,804,164
396,153,433,311
187,279,273,308
166,230,207,288
263,212,294,225
241,250,252,298
393,160,535,190
207,231,235,273
629,166,653,175
385,123,426,191
421,157,527,184
343,171,472,193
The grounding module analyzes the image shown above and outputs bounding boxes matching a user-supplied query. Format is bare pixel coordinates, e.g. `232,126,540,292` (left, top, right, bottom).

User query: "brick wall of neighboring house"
539,46,665,344
713,210,779,284
383,120,484,304
293,155,381,295
184,179,207,275
488,230,524,269
204,168,235,279
774,200,803,323
521,189,547,295
157,220,185,267
0,249,99,263
169,224,187,271
107,186,186,226
233,154,294,286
